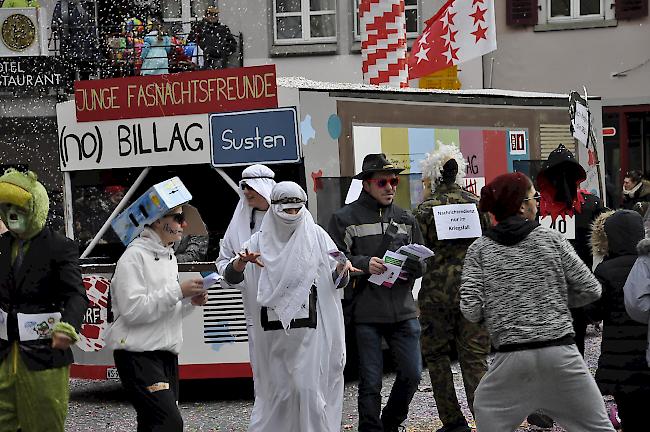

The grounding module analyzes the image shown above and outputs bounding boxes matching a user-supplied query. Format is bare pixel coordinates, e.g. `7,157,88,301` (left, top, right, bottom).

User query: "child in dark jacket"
588,209,650,432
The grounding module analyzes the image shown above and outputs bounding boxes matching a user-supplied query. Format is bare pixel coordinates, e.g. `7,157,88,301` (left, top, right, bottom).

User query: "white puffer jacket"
106,227,192,354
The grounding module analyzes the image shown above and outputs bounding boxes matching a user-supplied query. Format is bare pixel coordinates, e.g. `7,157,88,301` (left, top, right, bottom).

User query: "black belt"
496,334,575,352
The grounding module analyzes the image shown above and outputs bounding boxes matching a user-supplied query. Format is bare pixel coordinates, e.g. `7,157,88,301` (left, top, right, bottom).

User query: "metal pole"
488,57,495,89
80,167,151,259
62,171,75,240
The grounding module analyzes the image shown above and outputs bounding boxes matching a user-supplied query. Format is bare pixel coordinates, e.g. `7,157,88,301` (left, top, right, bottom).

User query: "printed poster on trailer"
509,130,527,156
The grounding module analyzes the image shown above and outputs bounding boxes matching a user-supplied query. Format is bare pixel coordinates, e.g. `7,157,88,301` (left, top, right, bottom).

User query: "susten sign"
73,65,278,122
210,108,300,167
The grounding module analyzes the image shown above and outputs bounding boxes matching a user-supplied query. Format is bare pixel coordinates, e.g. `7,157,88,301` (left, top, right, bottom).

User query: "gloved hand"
399,257,421,280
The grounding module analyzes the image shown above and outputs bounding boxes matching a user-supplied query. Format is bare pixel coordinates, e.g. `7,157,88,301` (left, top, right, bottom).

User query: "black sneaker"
436,421,471,432
527,413,554,429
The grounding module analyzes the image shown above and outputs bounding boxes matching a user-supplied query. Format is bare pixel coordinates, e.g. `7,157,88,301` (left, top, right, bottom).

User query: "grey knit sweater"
460,226,601,349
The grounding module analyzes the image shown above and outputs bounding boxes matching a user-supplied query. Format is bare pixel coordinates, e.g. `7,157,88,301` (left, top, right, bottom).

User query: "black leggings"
113,350,182,432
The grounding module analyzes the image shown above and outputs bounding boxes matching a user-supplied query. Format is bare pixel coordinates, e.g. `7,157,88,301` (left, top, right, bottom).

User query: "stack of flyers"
396,244,434,261
368,251,408,288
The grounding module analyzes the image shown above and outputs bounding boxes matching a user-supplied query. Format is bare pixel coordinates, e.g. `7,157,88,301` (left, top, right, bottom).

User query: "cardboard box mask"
111,177,205,245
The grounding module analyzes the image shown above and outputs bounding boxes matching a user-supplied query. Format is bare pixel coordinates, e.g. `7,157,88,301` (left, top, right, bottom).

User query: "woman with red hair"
459,172,613,432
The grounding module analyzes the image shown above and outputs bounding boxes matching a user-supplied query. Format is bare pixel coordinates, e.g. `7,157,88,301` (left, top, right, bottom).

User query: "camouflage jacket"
415,183,491,305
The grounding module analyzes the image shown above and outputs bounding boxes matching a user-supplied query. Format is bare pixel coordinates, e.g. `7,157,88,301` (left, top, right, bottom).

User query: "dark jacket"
587,210,650,395
327,190,423,324
0,227,88,370
621,179,650,213
570,193,604,269
191,20,236,59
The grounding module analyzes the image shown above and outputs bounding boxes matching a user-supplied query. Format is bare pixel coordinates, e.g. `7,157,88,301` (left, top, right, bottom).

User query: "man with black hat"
327,153,424,432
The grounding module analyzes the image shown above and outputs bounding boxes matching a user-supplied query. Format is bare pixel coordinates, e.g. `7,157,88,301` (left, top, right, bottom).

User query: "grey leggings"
473,344,614,432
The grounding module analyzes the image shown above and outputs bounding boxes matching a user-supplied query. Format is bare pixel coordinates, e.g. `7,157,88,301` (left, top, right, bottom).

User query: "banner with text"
73,64,278,122
57,100,210,172
210,107,300,167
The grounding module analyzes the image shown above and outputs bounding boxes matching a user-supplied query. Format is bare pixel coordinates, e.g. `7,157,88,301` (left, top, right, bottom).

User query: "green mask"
0,203,30,236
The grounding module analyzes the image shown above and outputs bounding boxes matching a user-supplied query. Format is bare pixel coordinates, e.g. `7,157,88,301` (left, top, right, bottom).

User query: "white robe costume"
215,164,275,373
231,182,347,432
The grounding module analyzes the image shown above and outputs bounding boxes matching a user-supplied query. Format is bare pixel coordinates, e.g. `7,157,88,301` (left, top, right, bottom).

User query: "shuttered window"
540,124,575,159
506,0,539,26
507,0,648,26
615,0,649,19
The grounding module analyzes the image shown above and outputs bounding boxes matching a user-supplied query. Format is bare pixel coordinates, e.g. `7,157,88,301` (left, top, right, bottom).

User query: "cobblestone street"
66,326,606,431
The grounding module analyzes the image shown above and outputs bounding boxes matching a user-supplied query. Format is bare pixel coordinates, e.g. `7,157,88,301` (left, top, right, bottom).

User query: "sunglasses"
366,177,400,188
523,192,541,202
166,212,186,224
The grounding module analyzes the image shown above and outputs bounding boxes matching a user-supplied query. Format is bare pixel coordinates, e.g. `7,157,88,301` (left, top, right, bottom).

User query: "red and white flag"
408,0,497,80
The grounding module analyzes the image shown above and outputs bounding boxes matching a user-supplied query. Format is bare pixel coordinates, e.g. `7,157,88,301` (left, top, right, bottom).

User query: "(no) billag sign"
57,100,211,171
433,204,482,240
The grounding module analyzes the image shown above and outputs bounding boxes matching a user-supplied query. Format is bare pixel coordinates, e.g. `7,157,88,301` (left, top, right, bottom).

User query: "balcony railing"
48,19,244,82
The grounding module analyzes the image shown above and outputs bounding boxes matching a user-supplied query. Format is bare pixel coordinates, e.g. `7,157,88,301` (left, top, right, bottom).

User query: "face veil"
257,182,321,329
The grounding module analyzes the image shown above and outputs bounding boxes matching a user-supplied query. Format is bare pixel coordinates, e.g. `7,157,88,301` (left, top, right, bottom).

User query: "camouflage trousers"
420,300,490,426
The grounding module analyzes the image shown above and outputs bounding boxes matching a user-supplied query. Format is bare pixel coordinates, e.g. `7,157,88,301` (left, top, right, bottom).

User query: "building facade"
490,0,650,201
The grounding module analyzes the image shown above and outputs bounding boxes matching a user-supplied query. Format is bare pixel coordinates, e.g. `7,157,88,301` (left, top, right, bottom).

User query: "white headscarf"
257,182,322,329
216,165,276,274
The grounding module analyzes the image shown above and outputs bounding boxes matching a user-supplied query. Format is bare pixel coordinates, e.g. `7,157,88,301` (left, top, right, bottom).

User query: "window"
190,0,213,19
507,0,647,27
548,0,604,21
162,0,183,20
353,0,418,41
273,0,337,44
162,0,214,35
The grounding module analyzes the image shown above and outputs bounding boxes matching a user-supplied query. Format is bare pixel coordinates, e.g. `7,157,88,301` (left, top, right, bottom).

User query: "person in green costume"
0,169,88,432
1,0,39,8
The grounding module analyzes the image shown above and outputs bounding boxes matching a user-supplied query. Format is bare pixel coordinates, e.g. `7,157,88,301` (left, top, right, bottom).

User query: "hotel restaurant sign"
0,56,67,89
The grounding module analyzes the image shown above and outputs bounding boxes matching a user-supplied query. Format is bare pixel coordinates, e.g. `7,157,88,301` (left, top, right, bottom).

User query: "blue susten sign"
209,107,300,167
